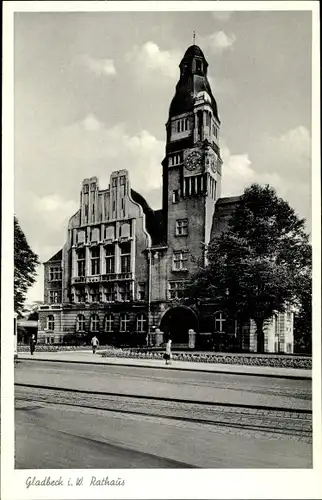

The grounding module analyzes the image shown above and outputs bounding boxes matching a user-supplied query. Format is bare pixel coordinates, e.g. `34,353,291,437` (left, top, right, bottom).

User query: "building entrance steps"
16,350,312,380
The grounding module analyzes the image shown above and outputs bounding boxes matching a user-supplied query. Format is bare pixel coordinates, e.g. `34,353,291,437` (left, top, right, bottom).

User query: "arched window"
47,315,55,331
76,314,86,332
90,314,100,332
104,314,114,332
214,311,226,332
137,314,147,332
120,313,130,332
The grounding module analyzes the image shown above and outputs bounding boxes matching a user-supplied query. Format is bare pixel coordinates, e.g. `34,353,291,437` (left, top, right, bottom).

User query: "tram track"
15,383,312,443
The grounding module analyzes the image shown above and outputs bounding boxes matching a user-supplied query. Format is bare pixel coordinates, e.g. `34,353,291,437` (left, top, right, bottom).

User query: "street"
15,360,312,468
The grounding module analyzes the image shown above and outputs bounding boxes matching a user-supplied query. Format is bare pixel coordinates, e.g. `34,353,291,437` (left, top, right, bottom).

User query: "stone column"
155,329,164,347
188,329,196,349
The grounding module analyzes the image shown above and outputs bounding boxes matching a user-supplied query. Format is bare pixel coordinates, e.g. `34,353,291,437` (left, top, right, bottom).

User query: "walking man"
91,335,99,354
29,333,36,355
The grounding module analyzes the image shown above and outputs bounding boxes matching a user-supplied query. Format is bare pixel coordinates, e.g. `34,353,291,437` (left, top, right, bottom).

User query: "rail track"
15,383,312,443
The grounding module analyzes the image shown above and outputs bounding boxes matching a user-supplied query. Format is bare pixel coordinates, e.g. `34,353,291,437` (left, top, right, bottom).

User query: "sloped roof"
131,190,166,246
44,248,62,264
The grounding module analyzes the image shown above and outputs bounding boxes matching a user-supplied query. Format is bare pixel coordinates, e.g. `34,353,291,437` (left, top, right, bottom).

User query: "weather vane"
193,30,196,45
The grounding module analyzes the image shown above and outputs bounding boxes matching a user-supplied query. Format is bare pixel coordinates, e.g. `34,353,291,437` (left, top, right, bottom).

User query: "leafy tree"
14,216,40,313
184,184,311,353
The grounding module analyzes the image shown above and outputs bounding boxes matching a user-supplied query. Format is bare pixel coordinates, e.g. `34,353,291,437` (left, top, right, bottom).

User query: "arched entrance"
160,306,198,344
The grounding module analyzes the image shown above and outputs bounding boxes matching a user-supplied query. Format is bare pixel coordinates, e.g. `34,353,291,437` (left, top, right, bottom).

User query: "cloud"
201,31,236,54
211,11,233,22
15,113,164,264
125,42,180,83
221,125,311,231
76,54,116,76
81,114,103,131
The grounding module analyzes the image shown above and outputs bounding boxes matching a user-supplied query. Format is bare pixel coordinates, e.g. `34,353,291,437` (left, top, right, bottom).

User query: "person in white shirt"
91,335,99,354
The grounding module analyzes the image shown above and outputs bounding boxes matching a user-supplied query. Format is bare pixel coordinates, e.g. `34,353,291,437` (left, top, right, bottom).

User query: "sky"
13,8,313,304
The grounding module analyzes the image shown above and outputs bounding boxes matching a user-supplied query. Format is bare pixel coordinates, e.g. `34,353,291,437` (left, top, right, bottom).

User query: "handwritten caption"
26,476,126,489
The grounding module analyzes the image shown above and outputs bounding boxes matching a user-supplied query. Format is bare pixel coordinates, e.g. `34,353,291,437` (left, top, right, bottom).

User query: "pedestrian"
29,333,36,355
164,338,172,365
91,335,99,354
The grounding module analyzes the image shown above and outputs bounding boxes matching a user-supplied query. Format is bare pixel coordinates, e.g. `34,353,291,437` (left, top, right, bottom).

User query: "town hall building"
38,44,294,353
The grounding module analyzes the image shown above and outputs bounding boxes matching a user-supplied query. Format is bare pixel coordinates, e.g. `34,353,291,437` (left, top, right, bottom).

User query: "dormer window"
196,60,202,73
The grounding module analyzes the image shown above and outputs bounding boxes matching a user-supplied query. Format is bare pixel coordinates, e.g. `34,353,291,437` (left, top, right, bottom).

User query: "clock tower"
162,44,222,272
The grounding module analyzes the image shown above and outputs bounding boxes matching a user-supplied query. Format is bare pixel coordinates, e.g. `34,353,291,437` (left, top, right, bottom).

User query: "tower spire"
193,30,196,45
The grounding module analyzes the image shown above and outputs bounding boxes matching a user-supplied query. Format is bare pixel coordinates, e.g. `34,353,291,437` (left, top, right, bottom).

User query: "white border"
2,1,321,499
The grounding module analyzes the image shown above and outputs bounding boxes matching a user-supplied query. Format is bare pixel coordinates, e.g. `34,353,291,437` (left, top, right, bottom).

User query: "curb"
15,356,312,380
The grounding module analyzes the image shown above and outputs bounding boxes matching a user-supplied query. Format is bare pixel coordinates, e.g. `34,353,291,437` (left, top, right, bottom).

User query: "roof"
44,248,63,264
216,196,242,206
130,190,166,246
169,45,219,120
183,44,205,59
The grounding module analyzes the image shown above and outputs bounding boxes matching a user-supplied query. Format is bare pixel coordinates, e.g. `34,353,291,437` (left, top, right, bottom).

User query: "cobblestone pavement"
15,385,312,444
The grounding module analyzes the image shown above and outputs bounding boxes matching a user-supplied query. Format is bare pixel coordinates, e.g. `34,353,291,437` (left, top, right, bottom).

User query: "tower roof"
183,44,205,59
168,44,219,121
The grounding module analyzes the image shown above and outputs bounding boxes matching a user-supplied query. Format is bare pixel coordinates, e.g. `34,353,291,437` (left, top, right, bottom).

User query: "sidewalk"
16,350,312,379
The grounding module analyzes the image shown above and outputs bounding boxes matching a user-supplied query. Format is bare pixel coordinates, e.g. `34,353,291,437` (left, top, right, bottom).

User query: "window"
176,219,188,236
91,247,100,275
104,284,115,302
120,242,131,273
120,175,126,185
137,283,146,301
287,311,292,321
196,60,202,72
89,287,100,303
104,314,114,332
90,314,100,332
76,288,86,303
137,314,147,332
105,245,115,274
112,178,118,187
77,249,86,277
169,153,183,166
168,281,185,300
173,250,188,271
49,290,61,304
183,176,204,197
175,119,190,134
76,314,86,332
49,267,62,281
118,282,131,301
47,315,55,331
172,190,179,203
83,184,89,194
120,313,130,332
214,312,226,332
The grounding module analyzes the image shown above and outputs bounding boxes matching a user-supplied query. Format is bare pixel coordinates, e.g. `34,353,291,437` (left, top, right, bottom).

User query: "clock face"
211,153,218,173
185,150,203,171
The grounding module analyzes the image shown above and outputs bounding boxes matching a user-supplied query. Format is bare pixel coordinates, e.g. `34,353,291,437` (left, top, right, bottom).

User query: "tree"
14,216,40,314
184,184,311,353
